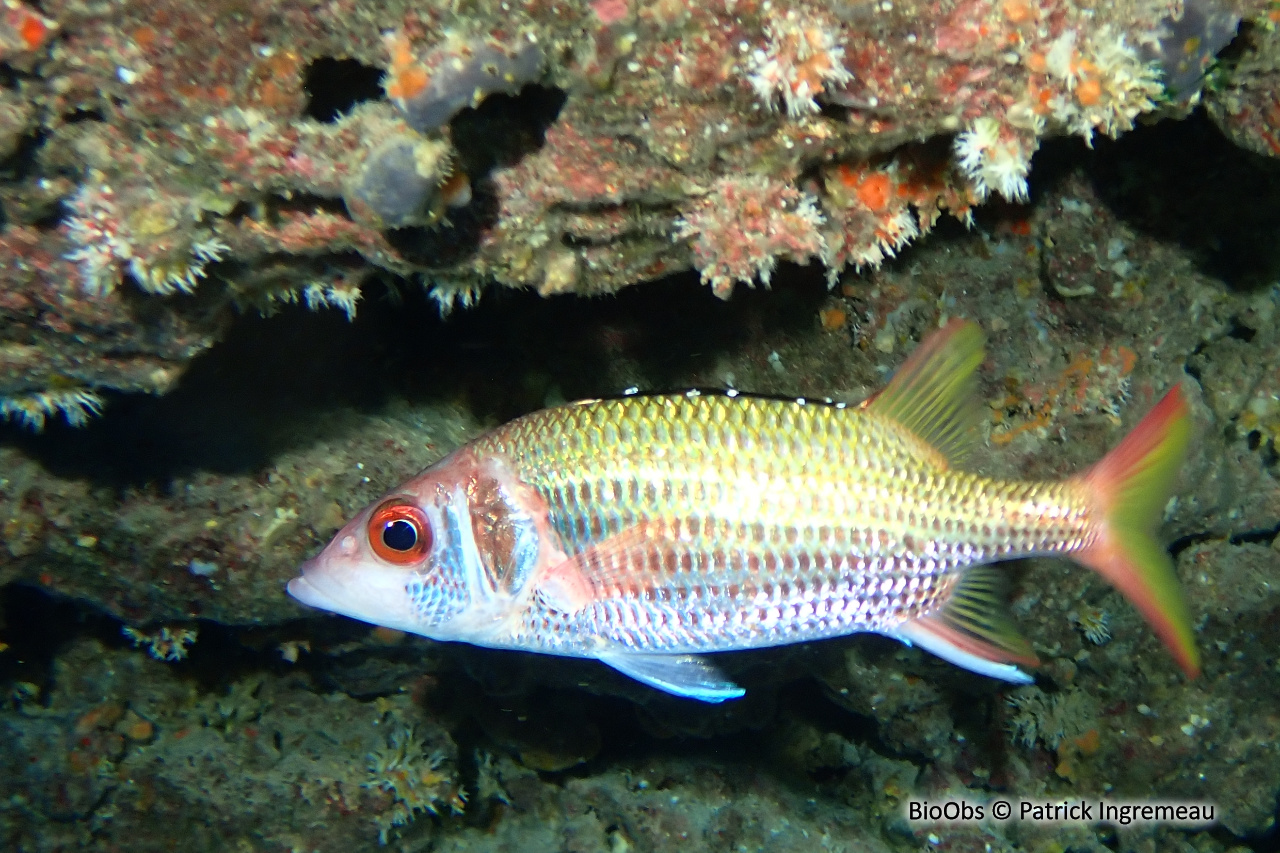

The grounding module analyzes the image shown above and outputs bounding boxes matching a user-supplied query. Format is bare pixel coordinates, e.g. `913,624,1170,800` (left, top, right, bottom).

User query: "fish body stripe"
471,394,1094,655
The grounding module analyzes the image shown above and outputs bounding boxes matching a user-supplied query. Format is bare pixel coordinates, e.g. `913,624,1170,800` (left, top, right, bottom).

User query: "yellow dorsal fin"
862,319,985,466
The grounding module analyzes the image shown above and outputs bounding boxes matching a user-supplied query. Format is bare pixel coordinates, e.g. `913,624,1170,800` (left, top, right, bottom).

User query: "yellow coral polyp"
127,203,180,239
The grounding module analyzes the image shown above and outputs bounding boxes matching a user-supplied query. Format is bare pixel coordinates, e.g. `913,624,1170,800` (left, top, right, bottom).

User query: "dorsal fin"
862,319,985,466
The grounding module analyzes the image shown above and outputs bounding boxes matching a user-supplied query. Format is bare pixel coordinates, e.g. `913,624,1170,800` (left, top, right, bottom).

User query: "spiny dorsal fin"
863,319,985,466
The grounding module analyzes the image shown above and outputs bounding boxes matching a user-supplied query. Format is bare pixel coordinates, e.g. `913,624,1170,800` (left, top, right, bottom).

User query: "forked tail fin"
1075,385,1197,676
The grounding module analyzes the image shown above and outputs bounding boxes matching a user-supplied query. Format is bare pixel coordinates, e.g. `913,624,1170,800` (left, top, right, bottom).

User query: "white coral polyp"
0,388,104,430
953,118,1035,203
1042,26,1163,143
747,10,852,117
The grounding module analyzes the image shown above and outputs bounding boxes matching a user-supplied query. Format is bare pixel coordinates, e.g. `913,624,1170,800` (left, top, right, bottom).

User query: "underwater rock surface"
0,0,1270,413
4,117,1280,849
0,0,1279,850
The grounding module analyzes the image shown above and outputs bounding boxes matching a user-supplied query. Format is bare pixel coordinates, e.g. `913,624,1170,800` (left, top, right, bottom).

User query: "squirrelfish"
288,320,1197,701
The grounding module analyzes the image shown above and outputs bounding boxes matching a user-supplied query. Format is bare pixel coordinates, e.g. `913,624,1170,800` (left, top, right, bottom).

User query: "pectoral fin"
597,651,746,702
533,521,672,615
535,519,689,616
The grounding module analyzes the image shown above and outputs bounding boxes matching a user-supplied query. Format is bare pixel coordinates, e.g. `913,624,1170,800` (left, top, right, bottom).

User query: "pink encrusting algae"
289,321,1197,701
0,0,1251,425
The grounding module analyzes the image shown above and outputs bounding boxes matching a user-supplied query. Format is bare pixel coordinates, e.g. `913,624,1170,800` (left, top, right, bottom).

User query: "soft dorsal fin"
862,319,985,466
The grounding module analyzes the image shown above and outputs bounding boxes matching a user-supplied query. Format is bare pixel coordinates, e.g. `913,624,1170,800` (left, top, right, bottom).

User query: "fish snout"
285,541,427,635
286,562,333,611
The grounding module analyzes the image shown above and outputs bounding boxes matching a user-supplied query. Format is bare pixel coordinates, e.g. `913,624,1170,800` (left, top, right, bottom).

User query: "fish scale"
289,320,1197,702
473,393,1093,652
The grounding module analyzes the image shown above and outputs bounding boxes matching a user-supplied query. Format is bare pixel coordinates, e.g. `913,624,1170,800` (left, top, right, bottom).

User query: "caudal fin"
1076,385,1197,677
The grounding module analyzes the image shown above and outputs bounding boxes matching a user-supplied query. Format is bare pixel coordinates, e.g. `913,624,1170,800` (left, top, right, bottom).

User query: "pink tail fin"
1076,386,1198,677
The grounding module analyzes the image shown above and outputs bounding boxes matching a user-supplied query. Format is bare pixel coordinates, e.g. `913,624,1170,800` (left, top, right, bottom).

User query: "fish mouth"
286,573,335,611
285,557,423,635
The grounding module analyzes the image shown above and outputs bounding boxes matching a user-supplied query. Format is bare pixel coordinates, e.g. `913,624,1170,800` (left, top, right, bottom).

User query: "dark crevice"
384,182,499,267
0,585,124,696
1027,110,1280,292
0,63,21,89
1169,531,1217,558
301,57,385,123
1169,522,1280,557
257,190,351,220
449,85,566,176
62,107,105,124
559,220,676,250
0,129,45,183
1090,110,1280,291
0,583,370,700
785,676,882,747
218,192,351,243
1229,523,1280,547
0,268,830,486
1226,318,1258,342
1264,442,1279,468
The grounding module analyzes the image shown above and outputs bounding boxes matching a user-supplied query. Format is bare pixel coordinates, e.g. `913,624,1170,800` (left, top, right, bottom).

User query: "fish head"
288,448,555,645
287,497,430,635
288,450,487,639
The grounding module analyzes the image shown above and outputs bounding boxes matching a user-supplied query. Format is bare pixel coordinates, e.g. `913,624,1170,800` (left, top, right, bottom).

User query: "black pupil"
381,518,419,552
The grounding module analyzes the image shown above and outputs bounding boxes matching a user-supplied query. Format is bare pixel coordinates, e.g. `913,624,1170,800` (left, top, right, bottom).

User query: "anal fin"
597,651,745,702
890,566,1038,684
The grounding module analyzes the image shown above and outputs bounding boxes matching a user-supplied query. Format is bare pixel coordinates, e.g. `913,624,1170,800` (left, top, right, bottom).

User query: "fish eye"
367,500,431,564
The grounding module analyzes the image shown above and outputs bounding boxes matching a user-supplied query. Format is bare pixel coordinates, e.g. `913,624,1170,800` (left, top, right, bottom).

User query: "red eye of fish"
367,500,431,564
